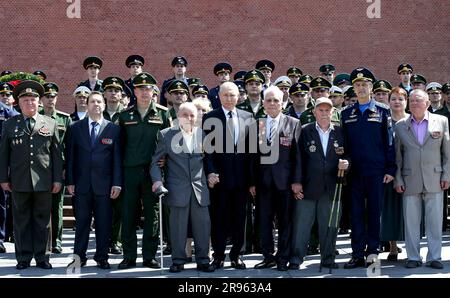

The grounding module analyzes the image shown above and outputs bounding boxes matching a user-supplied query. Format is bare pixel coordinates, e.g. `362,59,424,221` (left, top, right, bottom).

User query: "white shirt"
77,111,87,120
222,107,239,143
180,126,197,153
88,117,104,137
315,122,333,156
266,113,281,141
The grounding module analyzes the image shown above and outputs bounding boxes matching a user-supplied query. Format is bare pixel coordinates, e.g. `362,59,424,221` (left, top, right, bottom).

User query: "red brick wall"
2,0,449,112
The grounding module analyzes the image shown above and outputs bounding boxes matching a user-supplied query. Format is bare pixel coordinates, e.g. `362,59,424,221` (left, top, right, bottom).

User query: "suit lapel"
97,120,108,139
326,126,336,157
423,115,436,145
80,118,91,148
406,116,421,146
31,114,45,136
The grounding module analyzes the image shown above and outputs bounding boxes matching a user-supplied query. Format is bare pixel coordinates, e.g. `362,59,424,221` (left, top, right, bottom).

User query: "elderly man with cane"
290,97,349,270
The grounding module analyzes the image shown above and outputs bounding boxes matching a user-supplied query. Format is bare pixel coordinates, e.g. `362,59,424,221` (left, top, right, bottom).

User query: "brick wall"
2,0,449,112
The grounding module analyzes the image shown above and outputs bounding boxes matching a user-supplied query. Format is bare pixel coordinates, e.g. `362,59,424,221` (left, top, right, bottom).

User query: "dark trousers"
210,186,247,261
258,183,292,261
51,188,64,249
121,166,159,260
0,190,6,243
110,193,122,246
12,191,52,263
73,190,112,262
5,191,13,241
350,174,384,259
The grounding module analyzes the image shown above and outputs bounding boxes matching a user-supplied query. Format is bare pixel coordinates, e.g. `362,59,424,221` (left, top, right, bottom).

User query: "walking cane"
320,168,345,274
155,185,168,270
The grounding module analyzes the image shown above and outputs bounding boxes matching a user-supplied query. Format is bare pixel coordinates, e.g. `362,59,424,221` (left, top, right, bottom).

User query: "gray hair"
410,89,429,101
219,81,239,95
178,101,198,117
263,85,284,101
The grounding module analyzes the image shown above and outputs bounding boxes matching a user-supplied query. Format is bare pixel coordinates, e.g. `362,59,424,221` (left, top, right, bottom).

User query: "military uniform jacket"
39,109,72,148
249,114,302,190
118,101,169,167
0,102,19,138
103,104,125,125
236,99,266,119
125,78,136,107
208,86,221,110
283,105,301,119
299,122,350,200
160,77,189,107
0,114,63,192
78,79,103,92
341,99,396,177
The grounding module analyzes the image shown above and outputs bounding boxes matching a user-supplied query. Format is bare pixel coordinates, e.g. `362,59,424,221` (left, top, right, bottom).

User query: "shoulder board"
122,106,135,113
155,103,168,111
56,110,70,117
341,104,355,112
374,101,389,110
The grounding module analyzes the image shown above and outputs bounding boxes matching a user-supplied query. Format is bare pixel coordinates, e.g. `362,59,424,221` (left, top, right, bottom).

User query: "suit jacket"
299,122,350,200
250,114,302,190
66,118,122,196
202,107,255,189
150,126,209,207
394,113,450,195
0,114,63,192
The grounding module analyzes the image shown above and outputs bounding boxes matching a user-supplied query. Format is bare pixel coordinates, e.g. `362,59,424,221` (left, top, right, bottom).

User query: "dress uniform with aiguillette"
0,81,63,269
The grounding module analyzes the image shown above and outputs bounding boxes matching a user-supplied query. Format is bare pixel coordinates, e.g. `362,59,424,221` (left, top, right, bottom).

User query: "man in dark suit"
151,102,215,273
250,86,302,271
66,91,122,269
0,81,63,270
290,97,349,270
203,81,255,269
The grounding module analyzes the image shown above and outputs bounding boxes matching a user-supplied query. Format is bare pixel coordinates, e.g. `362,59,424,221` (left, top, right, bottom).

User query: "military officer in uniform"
256,59,275,89
236,70,266,119
0,80,63,269
234,71,247,82
33,70,47,81
287,67,303,84
284,83,310,119
341,67,396,269
411,74,427,91
329,86,344,109
39,82,71,254
118,72,169,269
0,83,18,113
299,74,313,86
235,81,248,105
160,56,189,107
70,86,90,122
274,76,292,110
166,80,190,123
78,56,103,92
333,73,351,89
397,63,413,93
208,62,233,110
124,55,145,107
187,78,202,100
319,64,336,84
102,77,126,124
192,85,210,102
373,80,393,105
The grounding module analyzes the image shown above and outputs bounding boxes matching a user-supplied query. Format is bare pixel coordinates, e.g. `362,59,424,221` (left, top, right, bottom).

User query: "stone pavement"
0,230,449,278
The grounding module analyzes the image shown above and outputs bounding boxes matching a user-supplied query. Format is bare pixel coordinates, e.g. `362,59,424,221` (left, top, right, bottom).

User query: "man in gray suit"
151,102,215,273
394,89,450,269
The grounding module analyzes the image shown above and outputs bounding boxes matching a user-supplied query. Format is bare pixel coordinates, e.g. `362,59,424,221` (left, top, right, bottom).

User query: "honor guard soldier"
284,82,310,119
192,84,210,101
124,55,145,107
236,70,266,119
299,74,313,86
341,67,396,269
102,76,126,124
274,76,292,110
70,86,90,122
118,72,169,269
208,62,233,110
234,71,247,82
411,74,427,91
187,77,201,100
160,56,189,107
256,59,275,89
287,67,303,84
333,73,351,89
319,64,336,84
33,70,47,81
78,56,103,92
397,63,413,93
0,80,63,270
39,83,72,254
373,80,393,105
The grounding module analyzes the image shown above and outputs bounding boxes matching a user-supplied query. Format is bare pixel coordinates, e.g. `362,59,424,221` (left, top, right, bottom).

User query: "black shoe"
230,258,246,270
254,258,277,269
212,258,224,269
405,260,422,268
143,258,160,269
343,257,365,269
109,244,122,255
338,228,349,235
52,247,62,254
163,246,172,255
426,260,443,269
307,246,319,255
16,261,30,270
321,262,339,269
118,258,136,269
0,242,6,253
335,249,340,255
277,260,288,271
36,260,52,269
197,263,215,272
387,253,398,262
288,263,300,270
67,259,87,268
96,260,111,269
169,263,184,273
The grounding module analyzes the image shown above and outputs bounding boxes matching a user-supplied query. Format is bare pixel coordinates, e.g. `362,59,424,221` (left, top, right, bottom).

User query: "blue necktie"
90,122,98,145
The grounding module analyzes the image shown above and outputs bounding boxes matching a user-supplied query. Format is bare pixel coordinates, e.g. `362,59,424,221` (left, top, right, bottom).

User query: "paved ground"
1,230,449,278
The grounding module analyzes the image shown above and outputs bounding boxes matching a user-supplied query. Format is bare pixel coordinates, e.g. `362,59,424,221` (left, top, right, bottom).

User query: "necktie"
90,122,98,145
227,111,235,145
269,119,276,144
26,118,35,131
